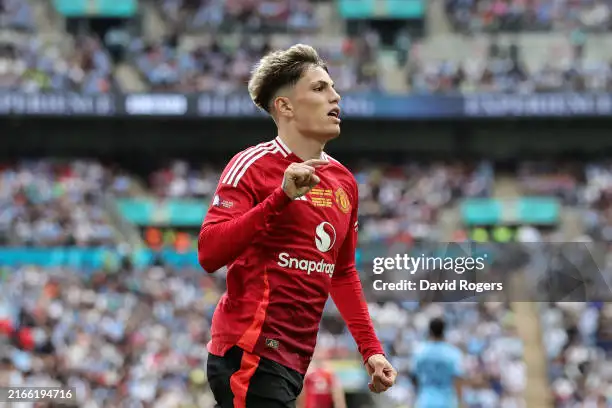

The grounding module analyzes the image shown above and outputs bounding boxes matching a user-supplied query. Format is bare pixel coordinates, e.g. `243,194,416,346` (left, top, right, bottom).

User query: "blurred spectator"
148,160,220,199
580,161,612,241
0,0,34,31
518,161,581,205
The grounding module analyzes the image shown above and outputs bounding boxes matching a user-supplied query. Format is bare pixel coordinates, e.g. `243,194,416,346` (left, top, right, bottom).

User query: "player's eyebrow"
312,80,335,89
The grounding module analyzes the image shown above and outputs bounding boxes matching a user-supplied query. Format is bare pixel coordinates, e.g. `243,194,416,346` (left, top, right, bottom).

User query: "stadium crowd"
4,0,612,95
1,0,35,32
0,32,116,94
518,161,612,408
0,160,121,247
407,38,612,94
129,33,381,92
517,161,581,205
0,262,220,408
157,0,318,33
445,0,612,33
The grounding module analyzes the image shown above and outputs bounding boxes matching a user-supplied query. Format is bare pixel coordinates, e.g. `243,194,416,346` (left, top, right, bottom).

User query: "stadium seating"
445,0,612,33
156,0,318,34
0,160,118,247
0,263,221,406
0,30,116,93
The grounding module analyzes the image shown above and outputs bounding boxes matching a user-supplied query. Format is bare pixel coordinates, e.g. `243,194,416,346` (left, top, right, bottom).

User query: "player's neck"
277,132,324,161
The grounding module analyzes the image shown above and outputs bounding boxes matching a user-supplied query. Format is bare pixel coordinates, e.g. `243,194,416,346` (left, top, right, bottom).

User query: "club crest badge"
334,188,351,214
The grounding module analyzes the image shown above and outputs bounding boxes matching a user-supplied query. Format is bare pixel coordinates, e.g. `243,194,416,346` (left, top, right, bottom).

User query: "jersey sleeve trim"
221,141,279,188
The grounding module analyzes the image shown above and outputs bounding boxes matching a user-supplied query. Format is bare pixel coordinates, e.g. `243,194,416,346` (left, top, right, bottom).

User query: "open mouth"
327,108,340,119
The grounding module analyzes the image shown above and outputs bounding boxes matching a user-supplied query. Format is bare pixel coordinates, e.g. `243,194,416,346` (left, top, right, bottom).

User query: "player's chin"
323,124,341,139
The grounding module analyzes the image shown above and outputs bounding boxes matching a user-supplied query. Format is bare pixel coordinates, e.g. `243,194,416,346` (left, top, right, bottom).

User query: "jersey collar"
274,136,327,162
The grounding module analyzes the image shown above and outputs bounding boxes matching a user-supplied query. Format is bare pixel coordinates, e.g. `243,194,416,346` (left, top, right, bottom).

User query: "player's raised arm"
198,154,288,273
198,155,327,273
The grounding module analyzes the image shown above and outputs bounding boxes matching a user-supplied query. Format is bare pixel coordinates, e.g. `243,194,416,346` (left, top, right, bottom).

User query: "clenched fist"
366,354,397,393
282,159,329,199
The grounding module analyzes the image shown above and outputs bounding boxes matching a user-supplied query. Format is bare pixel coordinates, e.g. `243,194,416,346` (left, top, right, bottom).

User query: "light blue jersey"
412,341,464,408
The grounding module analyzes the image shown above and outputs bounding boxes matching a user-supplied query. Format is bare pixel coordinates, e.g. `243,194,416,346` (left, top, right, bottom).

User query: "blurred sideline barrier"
0,248,198,269
338,0,424,19
52,0,138,17
4,91,612,118
116,198,207,227
460,197,560,226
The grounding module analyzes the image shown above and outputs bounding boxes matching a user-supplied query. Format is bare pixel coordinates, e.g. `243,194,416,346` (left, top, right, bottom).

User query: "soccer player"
297,351,347,408
411,318,465,408
198,44,397,408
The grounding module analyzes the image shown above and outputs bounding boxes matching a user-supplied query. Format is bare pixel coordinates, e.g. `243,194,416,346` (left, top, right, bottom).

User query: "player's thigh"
245,394,297,408
207,347,243,407
246,354,304,404
207,347,301,408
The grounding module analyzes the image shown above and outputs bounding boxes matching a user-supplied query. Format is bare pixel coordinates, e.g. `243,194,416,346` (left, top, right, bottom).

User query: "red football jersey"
198,136,383,374
303,367,337,408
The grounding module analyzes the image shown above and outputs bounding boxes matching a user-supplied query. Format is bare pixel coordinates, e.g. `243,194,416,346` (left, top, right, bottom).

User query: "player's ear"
273,96,293,118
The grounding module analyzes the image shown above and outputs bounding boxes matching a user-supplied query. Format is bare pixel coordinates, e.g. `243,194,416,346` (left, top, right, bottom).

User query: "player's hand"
366,354,397,393
282,159,329,199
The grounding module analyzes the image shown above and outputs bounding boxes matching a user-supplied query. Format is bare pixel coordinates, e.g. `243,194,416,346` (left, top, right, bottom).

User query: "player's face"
291,65,342,141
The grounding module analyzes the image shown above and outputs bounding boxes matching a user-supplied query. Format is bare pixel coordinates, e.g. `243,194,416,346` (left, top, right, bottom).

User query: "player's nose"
329,88,341,103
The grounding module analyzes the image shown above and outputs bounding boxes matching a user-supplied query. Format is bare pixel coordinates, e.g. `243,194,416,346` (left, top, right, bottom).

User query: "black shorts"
207,346,305,408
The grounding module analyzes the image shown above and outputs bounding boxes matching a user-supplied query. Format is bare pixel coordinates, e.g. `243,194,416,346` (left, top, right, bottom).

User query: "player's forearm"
198,187,292,272
330,271,384,363
332,385,347,408
455,379,464,407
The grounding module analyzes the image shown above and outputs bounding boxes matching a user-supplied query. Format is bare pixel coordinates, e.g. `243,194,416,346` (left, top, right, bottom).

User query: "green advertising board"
338,0,425,19
460,197,560,226
115,198,207,227
53,0,137,17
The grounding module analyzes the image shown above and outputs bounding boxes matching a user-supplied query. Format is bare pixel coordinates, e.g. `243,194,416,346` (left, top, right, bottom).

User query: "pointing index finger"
302,159,329,168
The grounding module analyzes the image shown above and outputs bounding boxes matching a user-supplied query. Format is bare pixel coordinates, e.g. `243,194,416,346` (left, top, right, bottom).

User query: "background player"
411,317,465,408
297,350,347,408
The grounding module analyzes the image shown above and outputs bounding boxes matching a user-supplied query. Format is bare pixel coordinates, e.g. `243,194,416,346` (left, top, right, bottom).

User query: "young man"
198,44,397,408
411,318,465,408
